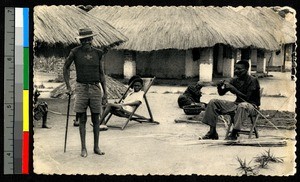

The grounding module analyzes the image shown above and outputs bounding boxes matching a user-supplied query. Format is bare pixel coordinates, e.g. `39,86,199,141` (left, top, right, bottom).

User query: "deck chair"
220,88,263,139
103,77,159,130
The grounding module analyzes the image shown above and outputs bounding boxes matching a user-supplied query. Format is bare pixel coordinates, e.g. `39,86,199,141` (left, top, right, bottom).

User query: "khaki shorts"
73,82,102,113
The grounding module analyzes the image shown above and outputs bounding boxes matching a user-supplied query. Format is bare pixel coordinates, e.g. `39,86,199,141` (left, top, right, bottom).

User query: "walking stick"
64,93,71,153
239,97,279,130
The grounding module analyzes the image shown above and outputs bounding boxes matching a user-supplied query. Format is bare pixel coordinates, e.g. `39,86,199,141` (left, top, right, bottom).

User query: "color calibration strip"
4,7,29,174
22,8,30,174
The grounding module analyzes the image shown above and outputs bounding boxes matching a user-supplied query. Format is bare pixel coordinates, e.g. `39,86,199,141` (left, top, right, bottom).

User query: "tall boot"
79,113,87,157
92,113,104,155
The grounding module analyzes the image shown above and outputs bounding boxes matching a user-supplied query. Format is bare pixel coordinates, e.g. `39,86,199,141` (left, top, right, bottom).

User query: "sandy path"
33,71,296,176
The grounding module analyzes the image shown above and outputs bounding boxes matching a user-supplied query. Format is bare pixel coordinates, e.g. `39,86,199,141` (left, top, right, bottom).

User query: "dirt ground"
33,72,297,176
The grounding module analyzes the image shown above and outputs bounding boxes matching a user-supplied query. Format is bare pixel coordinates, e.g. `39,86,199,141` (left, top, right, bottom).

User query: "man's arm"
63,52,74,94
224,81,247,100
224,80,258,103
99,59,108,105
121,101,142,107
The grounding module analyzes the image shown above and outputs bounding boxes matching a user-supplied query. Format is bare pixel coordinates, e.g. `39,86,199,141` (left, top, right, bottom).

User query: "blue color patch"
23,8,29,47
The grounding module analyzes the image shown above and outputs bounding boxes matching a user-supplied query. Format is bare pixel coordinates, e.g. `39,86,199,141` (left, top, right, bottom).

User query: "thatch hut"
234,6,296,72
34,5,128,55
33,5,129,99
89,6,284,81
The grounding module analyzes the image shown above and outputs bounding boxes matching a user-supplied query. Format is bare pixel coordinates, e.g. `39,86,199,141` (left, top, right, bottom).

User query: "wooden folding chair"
221,88,263,139
103,77,159,130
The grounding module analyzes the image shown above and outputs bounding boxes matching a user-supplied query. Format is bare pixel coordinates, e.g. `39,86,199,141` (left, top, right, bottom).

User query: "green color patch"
23,48,29,90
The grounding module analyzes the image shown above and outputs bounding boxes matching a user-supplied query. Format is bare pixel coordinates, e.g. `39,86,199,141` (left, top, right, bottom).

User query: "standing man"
199,60,260,140
63,27,108,157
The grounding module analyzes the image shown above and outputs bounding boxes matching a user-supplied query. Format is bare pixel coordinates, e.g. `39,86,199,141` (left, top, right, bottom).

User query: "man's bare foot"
42,125,51,129
94,148,105,155
81,148,88,157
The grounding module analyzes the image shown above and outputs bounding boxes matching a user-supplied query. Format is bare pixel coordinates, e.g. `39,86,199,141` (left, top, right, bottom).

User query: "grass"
254,149,284,168
236,157,258,176
236,149,284,175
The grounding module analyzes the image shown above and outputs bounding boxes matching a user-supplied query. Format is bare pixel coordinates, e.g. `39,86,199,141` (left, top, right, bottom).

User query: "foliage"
236,149,284,175
236,157,258,176
254,149,284,168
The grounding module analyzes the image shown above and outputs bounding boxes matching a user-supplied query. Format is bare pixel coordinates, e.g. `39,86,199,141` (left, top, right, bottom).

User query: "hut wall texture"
199,48,213,82
271,46,285,67
217,45,224,74
103,50,124,77
271,48,284,66
284,44,293,70
222,58,234,78
265,51,273,68
234,49,242,63
136,50,186,78
251,49,258,66
185,50,198,78
123,51,137,79
257,57,267,73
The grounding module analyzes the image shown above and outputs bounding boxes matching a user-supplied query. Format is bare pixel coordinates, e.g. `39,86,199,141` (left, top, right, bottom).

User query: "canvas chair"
220,88,263,139
103,77,159,130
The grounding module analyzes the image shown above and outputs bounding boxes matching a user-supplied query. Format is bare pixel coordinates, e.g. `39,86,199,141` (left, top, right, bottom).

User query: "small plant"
256,157,270,169
254,149,284,168
236,157,258,176
236,150,285,175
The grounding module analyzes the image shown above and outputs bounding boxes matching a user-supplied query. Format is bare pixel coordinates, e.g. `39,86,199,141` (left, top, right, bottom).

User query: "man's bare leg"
100,103,119,125
78,112,88,157
91,113,105,155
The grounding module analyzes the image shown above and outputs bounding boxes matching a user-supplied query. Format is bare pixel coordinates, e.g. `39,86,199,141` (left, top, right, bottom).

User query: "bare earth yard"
33,72,297,176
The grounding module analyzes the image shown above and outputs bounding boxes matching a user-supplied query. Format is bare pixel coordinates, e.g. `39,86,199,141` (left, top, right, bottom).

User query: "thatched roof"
89,6,281,51
34,5,128,48
233,6,296,45
50,76,127,99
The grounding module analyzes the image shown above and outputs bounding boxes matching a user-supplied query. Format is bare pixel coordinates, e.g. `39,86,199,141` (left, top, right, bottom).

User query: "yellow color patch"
23,90,29,131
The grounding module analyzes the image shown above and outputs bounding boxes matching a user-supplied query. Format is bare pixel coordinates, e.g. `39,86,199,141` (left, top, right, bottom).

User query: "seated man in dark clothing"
199,60,260,140
177,81,204,108
33,88,51,128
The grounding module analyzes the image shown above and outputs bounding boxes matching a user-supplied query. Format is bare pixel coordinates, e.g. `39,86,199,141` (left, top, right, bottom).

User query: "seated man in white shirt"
99,75,144,130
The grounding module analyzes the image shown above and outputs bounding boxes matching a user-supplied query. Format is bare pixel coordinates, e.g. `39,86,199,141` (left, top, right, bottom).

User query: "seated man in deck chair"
99,75,144,130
